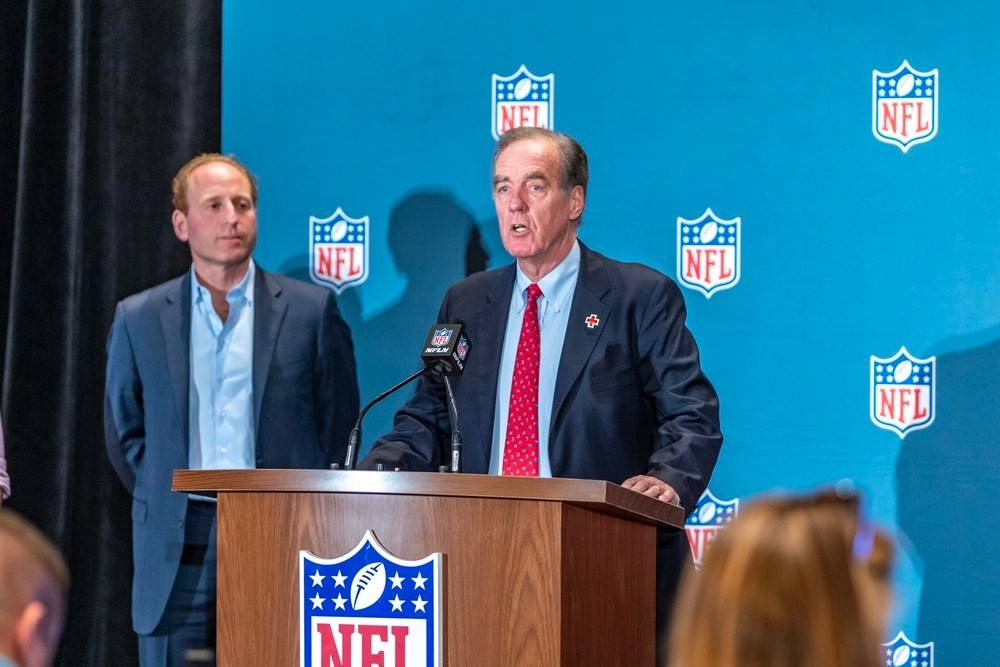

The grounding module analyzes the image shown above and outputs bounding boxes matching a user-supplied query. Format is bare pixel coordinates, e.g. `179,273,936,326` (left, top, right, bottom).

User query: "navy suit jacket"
363,243,721,511
104,266,359,634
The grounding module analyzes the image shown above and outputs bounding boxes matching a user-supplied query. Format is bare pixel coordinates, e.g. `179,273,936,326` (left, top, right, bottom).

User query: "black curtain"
1,2,221,664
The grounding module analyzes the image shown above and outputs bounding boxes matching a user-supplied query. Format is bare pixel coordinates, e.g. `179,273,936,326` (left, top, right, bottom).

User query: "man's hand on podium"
622,475,678,504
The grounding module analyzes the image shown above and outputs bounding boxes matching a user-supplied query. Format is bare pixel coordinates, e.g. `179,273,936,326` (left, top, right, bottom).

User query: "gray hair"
492,127,589,197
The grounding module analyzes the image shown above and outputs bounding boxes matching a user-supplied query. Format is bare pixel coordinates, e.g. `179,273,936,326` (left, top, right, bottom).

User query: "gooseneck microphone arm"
437,365,463,473
341,367,430,470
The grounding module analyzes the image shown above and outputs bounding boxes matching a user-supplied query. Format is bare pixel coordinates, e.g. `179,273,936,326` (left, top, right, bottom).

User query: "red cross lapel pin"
584,313,600,329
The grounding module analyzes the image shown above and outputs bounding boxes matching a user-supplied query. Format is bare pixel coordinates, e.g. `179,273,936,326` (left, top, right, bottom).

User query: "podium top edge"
171,469,683,528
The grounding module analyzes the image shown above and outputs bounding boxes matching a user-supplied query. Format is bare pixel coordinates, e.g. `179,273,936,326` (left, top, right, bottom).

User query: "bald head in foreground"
0,511,68,667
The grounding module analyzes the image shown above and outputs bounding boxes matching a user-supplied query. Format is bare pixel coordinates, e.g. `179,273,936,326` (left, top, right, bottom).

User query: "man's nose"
222,200,239,222
508,190,526,212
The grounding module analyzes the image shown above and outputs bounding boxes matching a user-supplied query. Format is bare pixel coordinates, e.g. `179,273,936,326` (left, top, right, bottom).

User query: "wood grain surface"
178,471,672,666
174,469,684,527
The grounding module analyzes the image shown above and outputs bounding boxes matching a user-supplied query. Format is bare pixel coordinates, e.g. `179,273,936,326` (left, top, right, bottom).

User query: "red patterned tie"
503,283,543,476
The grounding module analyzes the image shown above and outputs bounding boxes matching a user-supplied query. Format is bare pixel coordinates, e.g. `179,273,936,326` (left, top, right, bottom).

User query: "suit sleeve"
358,293,453,471
104,301,143,494
640,278,722,512
314,290,360,466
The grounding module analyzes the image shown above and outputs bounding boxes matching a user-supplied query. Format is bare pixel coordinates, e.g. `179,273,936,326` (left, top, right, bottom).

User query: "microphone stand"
340,367,430,470
440,372,463,473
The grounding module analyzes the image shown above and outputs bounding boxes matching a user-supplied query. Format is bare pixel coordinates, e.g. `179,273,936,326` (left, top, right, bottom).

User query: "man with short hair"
105,153,359,666
363,127,722,661
0,511,68,667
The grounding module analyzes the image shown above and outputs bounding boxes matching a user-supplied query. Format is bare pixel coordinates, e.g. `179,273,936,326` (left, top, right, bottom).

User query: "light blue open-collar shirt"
188,261,256,473
489,240,581,477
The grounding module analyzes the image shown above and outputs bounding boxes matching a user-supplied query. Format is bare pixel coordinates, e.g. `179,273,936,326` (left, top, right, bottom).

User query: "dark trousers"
656,528,693,667
138,500,217,667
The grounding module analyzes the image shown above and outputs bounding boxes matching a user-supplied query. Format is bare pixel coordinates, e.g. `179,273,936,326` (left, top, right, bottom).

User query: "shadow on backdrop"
280,191,488,456
895,330,1000,664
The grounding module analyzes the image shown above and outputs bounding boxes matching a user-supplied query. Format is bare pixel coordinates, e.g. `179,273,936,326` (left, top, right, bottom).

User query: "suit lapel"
475,265,516,463
550,243,611,432
252,267,288,439
161,273,191,447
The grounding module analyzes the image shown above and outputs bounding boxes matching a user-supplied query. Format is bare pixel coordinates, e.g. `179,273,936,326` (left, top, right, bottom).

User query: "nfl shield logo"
870,347,936,439
685,489,739,567
677,208,741,298
872,60,939,153
309,207,370,293
491,65,554,140
300,530,442,667
431,328,452,347
882,630,934,667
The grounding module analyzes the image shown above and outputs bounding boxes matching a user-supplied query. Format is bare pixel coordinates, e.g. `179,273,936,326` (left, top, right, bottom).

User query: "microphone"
420,323,470,375
339,367,429,470
420,323,470,473
338,323,470,471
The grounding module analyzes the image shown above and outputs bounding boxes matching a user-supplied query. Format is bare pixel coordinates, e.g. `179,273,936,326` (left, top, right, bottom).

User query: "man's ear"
569,185,585,221
13,600,47,666
171,209,189,242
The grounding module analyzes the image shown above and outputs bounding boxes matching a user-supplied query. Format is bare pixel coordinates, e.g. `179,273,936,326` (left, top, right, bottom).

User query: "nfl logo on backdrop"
870,347,935,439
309,207,370,293
882,631,934,667
685,489,739,567
492,65,554,140
873,60,938,152
677,209,741,298
300,531,442,667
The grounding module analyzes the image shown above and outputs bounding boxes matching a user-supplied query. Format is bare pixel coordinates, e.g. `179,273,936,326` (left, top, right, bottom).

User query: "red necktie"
503,283,542,476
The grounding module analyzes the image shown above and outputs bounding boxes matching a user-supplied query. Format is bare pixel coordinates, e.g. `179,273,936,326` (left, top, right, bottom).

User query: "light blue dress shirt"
188,262,256,473
489,240,581,477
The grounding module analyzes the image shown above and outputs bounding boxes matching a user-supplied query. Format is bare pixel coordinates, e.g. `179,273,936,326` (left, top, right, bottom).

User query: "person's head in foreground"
0,511,69,667
669,490,894,667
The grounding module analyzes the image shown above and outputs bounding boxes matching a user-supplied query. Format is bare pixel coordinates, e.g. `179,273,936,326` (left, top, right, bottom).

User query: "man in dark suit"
104,154,359,667
362,127,721,662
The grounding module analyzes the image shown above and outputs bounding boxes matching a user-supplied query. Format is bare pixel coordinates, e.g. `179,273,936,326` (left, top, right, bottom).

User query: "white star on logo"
389,595,405,612
310,593,325,610
389,572,405,589
331,570,347,588
331,594,347,611
411,572,427,590
309,570,325,588
412,595,427,613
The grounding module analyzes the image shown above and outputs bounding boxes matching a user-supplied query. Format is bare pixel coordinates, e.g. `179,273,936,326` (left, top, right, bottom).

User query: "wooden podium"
173,469,683,666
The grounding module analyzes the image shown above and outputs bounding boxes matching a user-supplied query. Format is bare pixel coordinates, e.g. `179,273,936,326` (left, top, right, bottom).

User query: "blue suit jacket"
363,243,721,510
104,266,359,634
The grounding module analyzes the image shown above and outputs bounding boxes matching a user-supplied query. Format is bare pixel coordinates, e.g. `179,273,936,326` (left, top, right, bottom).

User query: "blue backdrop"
223,1,1000,661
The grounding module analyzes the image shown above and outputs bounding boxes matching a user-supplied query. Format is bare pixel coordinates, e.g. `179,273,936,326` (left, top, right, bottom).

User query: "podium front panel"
215,490,656,666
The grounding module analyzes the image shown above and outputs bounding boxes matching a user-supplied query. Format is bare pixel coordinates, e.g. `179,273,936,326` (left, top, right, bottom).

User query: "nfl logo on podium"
872,60,938,153
870,347,936,439
677,209,741,298
300,531,442,667
685,489,739,567
882,631,934,667
491,65,554,140
309,207,370,293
